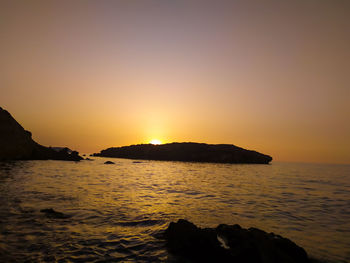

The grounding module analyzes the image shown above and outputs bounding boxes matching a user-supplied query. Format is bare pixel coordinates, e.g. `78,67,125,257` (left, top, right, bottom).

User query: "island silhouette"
94,142,272,164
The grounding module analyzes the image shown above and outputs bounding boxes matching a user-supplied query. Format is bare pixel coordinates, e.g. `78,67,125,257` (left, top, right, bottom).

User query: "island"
0,107,83,161
93,142,272,164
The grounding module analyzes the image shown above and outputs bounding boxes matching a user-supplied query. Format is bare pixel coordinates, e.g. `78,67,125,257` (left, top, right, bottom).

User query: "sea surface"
0,158,349,262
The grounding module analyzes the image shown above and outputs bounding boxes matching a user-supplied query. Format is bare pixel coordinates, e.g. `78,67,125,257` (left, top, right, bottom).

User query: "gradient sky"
1,0,349,164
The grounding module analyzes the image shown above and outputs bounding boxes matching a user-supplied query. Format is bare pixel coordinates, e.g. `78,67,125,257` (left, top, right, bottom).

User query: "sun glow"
150,139,162,145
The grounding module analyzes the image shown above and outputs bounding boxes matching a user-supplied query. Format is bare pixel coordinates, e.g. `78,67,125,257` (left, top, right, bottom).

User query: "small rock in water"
104,161,115,164
40,208,69,219
85,157,94,161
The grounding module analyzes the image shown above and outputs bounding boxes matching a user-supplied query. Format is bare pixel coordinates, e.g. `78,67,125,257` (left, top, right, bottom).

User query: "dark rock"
50,147,72,153
85,157,94,161
40,208,70,219
94,142,272,164
164,219,311,263
0,107,83,161
104,161,115,164
164,219,229,262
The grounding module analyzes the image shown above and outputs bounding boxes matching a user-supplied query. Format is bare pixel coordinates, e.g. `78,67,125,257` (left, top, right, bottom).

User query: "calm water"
0,158,349,262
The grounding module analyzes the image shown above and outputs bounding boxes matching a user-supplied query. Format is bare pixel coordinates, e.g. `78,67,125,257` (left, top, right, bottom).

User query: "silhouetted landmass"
164,219,316,263
94,142,272,164
0,107,83,161
50,147,73,153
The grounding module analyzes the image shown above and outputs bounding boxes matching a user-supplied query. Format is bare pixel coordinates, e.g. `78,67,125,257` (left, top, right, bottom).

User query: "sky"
1,0,349,164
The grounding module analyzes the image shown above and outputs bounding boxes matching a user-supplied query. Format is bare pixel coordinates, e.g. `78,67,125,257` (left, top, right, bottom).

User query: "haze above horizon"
1,0,349,164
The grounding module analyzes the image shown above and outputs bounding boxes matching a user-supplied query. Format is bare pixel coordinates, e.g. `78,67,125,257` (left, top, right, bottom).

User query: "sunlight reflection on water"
0,159,349,262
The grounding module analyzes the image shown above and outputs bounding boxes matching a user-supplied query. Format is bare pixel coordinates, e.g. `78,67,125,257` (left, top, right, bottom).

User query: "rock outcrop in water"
0,107,83,161
40,208,70,219
94,142,272,164
164,219,311,263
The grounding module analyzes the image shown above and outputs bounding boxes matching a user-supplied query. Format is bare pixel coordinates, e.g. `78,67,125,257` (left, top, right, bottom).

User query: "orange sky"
1,1,349,164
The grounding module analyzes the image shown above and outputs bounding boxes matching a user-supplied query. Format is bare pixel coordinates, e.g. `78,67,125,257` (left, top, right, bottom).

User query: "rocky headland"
164,219,320,263
94,142,272,164
0,107,83,161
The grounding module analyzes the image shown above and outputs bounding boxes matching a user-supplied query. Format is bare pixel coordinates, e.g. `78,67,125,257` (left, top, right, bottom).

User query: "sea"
0,158,349,262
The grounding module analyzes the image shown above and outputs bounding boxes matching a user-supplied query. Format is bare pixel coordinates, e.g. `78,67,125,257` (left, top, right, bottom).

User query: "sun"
150,139,162,145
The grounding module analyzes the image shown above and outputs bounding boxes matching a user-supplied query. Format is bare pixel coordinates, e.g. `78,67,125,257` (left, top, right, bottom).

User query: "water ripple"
0,159,349,262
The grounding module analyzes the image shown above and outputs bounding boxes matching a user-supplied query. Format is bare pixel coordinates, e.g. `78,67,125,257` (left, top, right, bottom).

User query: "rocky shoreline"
0,107,82,161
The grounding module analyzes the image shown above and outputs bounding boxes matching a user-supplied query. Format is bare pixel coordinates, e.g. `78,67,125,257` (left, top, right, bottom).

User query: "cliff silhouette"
0,107,82,161
94,142,272,164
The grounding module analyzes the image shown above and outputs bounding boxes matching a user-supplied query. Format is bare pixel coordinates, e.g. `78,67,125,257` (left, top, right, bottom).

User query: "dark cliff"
0,107,82,161
94,142,272,164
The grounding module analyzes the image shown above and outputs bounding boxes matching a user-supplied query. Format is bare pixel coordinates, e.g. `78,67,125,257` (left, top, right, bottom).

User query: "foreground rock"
94,142,272,164
164,219,311,263
0,107,83,161
104,161,115,164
